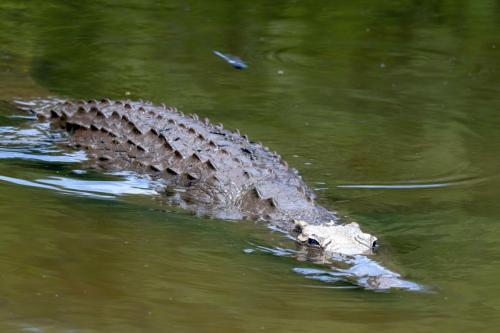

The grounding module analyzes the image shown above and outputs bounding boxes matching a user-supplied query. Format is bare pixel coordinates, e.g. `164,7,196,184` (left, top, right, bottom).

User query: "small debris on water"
243,248,255,254
125,91,131,96
380,63,386,68
213,50,247,70
277,69,284,75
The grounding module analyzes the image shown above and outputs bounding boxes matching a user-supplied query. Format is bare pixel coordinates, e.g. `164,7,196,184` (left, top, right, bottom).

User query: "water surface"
1,0,500,332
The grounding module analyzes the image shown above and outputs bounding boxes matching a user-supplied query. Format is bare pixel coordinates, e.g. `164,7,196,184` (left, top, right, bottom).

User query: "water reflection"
0,121,159,199
245,244,423,291
0,118,423,292
336,176,491,189
0,174,157,199
1,0,500,331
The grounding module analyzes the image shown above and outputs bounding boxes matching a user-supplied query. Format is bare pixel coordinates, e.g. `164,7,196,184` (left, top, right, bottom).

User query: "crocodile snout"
294,220,377,256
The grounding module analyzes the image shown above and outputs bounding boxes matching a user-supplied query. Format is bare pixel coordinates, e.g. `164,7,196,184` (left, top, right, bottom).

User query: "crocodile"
13,98,378,256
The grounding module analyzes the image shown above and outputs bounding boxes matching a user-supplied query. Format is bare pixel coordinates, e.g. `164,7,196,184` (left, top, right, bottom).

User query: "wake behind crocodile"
0,98,423,291
0,121,157,199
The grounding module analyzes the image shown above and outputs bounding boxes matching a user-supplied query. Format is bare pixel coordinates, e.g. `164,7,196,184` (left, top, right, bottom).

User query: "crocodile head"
294,220,378,256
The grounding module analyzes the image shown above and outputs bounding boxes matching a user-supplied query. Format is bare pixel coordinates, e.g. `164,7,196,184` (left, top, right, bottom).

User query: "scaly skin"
15,98,377,255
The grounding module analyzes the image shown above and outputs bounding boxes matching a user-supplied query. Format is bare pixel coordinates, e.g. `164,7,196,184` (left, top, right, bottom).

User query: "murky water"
1,0,500,331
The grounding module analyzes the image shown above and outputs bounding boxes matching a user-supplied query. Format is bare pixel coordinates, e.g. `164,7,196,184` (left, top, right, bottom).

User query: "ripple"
293,258,424,292
38,173,158,196
0,149,86,163
0,122,69,151
244,243,424,291
0,173,158,199
0,122,159,199
262,46,316,68
0,122,86,163
337,175,492,189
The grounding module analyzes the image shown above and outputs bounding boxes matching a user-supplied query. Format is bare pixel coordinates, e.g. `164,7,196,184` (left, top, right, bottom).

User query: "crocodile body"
15,98,377,255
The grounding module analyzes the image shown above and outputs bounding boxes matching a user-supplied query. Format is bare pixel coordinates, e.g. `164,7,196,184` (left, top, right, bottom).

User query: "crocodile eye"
307,238,320,246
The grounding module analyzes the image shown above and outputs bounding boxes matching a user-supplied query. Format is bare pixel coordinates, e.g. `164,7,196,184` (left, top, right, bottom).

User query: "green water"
1,0,500,331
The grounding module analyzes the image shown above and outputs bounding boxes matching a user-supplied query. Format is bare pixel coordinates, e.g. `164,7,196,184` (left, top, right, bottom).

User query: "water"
1,0,500,331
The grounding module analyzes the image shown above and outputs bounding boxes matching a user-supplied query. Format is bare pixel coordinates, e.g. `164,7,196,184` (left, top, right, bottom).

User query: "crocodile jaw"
295,221,378,256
